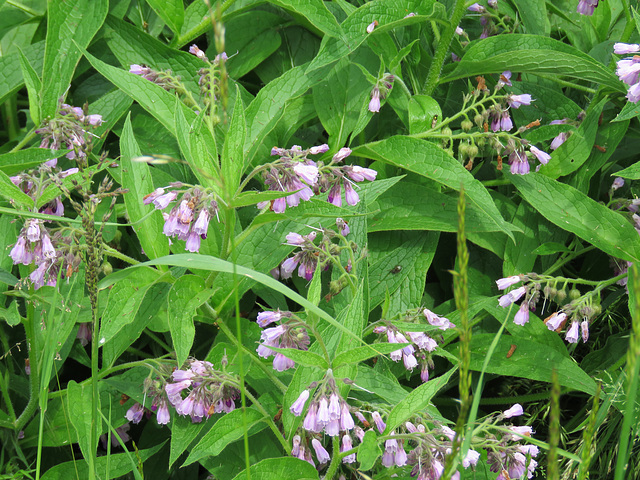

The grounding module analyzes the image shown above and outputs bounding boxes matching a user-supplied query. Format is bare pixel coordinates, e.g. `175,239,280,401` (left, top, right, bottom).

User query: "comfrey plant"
413,71,551,174
496,273,608,343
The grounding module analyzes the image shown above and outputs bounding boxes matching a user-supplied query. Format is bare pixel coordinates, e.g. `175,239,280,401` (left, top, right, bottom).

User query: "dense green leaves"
510,173,640,262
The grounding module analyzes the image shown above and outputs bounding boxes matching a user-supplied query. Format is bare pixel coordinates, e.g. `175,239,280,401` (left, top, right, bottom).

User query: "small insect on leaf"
506,344,517,358
390,265,402,274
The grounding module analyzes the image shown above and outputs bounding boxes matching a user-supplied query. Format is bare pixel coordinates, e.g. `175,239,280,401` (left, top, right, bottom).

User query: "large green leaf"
168,275,216,366
223,85,247,196
183,408,265,465
231,457,319,480
0,148,68,176
385,367,456,433
442,35,623,92
67,380,99,466
0,41,44,105
270,0,343,38
510,173,640,262
41,0,108,117
146,0,184,35
353,136,516,239
541,98,606,178
120,114,170,260
313,59,369,147
464,334,597,394
40,443,163,480
306,0,442,73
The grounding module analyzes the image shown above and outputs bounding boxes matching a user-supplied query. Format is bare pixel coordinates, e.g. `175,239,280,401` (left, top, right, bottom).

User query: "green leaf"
357,429,382,471
17,49,41,126
229,190,298,208
0,301,21,326
270,0,343,38
0,170,33,207
244,66,314,163
408,94,441,134
613,96,640,122
40,0,108,117
0,41,45,106
222,85,247,195
306,0,442,73
169,416,210,468
515,0,550,37
120,114,170,260
67,380,99,465
510,173,640,262
168,275,215,367
442,35,624,92
614,161,640,180
541,98,606,178
313,59,369,147
465,334,597,394
533,242,572,255
183,408,265,466
0,148,68,176
353,136,516,239
98,268,163,346
231,457,319,480
385,367,455,433
332,342,410,368
369,181,514,233
41,442,163,480
146,0,184,35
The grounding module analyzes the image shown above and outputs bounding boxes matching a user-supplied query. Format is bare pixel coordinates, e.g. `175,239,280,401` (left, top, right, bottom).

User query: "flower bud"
555,289,567,302
467,144,479,158
474,113,484,126
569,288,581,300
102,262,113,275
461,119,473,131
441,127,453,137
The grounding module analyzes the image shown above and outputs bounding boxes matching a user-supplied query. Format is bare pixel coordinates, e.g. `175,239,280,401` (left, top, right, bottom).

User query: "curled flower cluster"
125,372,173,425
374,308,454,382
36,102,102,161
496,274,598,343
258,145,377,213
368,73,395,113
256,310,310,371
166,359,239,423
144,186,218,253
273,219,352,282
467,1,499,39
614,42,640,103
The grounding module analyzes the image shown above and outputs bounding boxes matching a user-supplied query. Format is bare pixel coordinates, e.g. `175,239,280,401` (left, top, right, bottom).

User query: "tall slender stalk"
444,186,471,477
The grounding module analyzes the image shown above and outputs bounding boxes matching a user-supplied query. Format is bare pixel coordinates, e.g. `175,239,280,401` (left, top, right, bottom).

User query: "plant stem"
203,302,288,394
422,0,467,95
15,304,39,432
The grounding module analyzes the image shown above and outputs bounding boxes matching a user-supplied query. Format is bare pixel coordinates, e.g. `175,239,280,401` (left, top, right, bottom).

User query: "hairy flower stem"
422,0,467,96
444,186,471,477
323,435,341,480
14,302,39,432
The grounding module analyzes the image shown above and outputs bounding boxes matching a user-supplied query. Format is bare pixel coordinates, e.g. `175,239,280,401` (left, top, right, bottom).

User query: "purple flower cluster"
258,145,376,213
291,386,356,437
165,359,239,423
144,186,218,253
614,43,640,103
256,310,310,371
36,103,102,161
497,274,591,343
